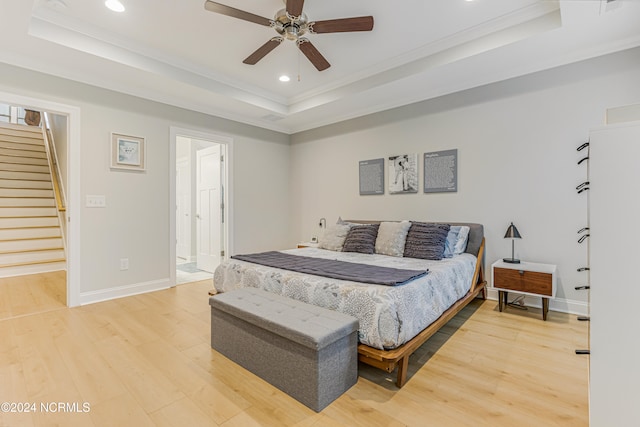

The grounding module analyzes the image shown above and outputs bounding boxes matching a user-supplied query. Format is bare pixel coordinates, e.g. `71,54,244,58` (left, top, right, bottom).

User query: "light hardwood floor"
0,272,589,427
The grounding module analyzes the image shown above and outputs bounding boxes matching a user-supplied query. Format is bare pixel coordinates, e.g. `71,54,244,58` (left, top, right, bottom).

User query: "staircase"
0,122,66,277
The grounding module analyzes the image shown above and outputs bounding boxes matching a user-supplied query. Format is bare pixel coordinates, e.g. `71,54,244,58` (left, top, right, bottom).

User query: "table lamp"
503,222,522,264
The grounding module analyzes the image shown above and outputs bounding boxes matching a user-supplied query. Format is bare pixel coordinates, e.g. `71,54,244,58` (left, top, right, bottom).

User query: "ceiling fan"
204,0,374,71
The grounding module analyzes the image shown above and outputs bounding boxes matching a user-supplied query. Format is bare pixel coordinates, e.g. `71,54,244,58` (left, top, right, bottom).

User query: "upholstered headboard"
345,220,484,257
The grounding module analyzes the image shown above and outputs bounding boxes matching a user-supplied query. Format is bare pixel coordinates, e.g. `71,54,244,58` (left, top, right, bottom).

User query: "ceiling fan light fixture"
204,1,374,71
279,75,291,82
105,0,125,13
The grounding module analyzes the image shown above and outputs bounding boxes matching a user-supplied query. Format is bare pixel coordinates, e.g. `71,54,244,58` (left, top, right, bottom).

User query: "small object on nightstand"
503,222,522,264
297,242,319,249
492,259,556,320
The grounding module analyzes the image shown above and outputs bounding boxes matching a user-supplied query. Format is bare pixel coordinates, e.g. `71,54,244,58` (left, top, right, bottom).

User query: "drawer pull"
518,270,524,275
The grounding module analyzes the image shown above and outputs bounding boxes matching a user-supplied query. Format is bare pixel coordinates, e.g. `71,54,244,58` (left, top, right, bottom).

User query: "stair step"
0,248,65,266
0,179,53,190
0,237,62,252
0,141,46,153
0,122,42,134
0,126,44,140
0,135,44,147
0,207,57,217
0,147,47,159
0,162,50,173
0,216,59,228
0,155,49,166
0,170,51,182
0,188,54,198
0,197,55,207
0,261,66,278
0,226,61,240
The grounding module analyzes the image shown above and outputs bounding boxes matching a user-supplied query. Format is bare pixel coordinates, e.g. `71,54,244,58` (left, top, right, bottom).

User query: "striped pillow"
403,222,450,260
342,224,380,254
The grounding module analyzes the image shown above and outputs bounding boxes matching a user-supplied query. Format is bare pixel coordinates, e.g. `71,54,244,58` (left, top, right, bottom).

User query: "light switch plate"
86,195,106,207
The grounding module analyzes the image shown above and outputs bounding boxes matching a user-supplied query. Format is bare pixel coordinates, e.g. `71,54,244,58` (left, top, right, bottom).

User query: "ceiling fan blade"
286,0,305,18
309,16,374,34
204,1,272,27
243,38,284,65
297,39,330,71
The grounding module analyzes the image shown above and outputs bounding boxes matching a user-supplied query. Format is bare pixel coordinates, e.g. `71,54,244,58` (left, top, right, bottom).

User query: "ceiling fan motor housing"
274,9,308,40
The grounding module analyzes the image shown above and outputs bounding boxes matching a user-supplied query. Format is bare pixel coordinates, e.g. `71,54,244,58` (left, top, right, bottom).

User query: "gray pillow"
342,224,379,254
403,222,451,260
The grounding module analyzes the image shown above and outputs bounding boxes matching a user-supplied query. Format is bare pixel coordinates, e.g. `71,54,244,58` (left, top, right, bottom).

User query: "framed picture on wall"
359,158,385,195
110,133,146,171
424,149,457,193
388,153,418,194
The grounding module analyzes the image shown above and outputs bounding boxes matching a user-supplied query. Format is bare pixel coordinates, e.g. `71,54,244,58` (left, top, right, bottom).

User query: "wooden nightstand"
491,260,557,320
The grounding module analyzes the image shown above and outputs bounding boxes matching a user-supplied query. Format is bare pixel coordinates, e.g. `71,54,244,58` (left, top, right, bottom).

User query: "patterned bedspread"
213,248,477,350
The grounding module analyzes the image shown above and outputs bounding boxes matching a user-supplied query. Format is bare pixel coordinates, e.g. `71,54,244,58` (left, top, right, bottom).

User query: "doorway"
0,90,81,307
170,127,232,286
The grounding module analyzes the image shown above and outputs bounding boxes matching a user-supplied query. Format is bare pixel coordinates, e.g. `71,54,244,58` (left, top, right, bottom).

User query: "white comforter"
213,248,477,350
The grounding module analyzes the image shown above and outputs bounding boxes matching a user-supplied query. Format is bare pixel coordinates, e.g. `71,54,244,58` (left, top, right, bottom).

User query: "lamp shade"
504,222,522,239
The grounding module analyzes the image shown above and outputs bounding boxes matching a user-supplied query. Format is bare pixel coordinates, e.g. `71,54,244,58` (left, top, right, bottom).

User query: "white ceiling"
1,0,639,134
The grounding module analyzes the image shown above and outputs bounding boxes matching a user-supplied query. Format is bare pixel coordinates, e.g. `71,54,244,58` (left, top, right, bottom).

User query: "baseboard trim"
79,278,172,306
485,288,588,316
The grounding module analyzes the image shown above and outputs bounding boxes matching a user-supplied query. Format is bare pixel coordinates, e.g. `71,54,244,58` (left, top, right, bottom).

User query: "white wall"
0,62,291,302
290,47,640,314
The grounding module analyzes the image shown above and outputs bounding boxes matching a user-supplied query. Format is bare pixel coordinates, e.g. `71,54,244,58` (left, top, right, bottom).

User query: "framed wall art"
111,133,146,171
424,149,457,193
359,158,385,195
389,153,418,194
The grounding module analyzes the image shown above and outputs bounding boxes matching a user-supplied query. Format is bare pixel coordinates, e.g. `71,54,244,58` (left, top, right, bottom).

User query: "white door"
196,145,221,273
176,159,190,260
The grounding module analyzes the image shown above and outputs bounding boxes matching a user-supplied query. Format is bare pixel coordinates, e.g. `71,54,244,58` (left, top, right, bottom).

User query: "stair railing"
41,112,66,212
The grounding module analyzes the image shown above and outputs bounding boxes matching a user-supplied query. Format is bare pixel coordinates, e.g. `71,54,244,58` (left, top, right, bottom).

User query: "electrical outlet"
120,258,129,271
86,195,106,208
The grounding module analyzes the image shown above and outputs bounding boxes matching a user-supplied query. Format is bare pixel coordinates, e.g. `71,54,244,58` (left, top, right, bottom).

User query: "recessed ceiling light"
279,75,291,82
105,0,125,12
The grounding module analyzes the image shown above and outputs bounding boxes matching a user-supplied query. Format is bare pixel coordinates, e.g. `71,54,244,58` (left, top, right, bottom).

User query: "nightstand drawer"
493,267,553,296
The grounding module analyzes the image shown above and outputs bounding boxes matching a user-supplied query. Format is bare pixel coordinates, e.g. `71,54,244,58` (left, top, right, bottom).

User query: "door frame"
175,157,191,261
0,90,82,307
169,126,233,286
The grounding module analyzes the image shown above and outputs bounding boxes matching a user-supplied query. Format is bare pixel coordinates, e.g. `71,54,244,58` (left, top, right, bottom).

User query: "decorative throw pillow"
403,222,451,260
453,225,470,255
318,224,351,251
342,224,380,254
443,225,470,257
375,220,412,257
336,217,359,227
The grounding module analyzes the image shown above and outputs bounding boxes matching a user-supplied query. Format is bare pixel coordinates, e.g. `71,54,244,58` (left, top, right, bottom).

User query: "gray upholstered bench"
209,288,359,412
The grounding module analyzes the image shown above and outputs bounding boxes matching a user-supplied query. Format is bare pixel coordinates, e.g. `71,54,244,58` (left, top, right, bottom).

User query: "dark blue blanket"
231,251,428,286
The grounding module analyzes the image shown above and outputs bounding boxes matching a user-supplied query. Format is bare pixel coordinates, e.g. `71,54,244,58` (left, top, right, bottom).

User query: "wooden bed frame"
356,235,487,388
214,220,486,388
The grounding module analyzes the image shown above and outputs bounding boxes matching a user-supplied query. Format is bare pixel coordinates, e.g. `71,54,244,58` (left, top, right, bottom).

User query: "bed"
213,220,486,387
